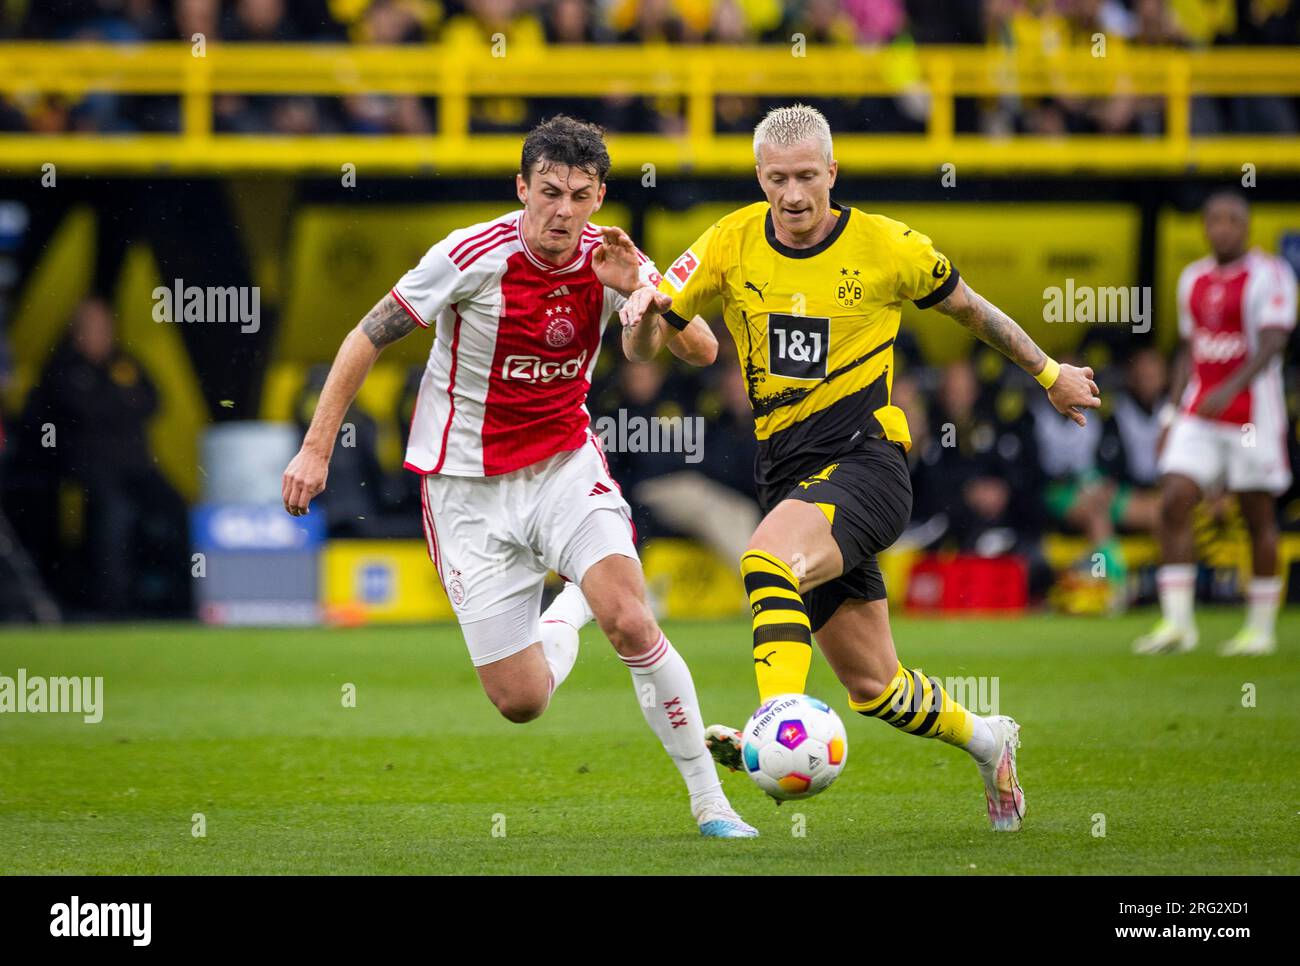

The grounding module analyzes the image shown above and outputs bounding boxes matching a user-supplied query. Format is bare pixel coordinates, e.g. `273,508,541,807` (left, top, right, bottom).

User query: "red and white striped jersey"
1176,249,1297,427
391,209,660,477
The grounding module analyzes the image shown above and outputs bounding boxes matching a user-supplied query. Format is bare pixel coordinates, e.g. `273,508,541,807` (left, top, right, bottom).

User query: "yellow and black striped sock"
849,661,976,747
741,550,813,701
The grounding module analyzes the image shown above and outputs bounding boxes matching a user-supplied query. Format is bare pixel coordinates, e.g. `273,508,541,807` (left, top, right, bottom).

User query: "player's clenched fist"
1047,363,1101,427
282,446,329,516
620,285,673,329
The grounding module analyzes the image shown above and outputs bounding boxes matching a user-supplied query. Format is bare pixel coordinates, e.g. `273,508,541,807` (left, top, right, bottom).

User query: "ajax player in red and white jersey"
283,116,757,837
1136,191,1297,657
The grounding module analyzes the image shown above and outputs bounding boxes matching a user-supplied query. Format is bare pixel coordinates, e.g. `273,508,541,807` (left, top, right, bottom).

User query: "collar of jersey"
517,212,593,275
764,201,851,259
1208,248,1254,277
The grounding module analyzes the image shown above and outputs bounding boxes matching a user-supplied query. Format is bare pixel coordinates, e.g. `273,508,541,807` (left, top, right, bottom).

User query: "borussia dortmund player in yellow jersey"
620,105,1100,831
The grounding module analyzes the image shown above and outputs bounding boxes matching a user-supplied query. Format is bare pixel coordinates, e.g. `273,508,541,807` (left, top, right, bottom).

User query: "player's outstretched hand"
620,286,673,329
282,446,328,517
1047,363,1101,427
592,226,641,295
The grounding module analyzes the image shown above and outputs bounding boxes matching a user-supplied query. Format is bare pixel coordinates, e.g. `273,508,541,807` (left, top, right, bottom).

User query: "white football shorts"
1158,412,1292,495
419,431,636,666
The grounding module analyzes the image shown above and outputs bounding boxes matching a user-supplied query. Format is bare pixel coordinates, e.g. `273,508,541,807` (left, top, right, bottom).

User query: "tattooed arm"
283,293,419,515
619,285,718,365
933,278,1100,427
622,310,718,366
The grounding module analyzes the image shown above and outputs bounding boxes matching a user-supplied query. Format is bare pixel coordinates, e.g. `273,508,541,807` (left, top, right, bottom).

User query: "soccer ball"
740,693,848,800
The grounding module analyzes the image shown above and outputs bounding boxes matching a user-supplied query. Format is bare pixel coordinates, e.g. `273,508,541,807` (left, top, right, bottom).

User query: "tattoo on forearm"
361,294,419,348
622,317,662,359
936,286,1046,373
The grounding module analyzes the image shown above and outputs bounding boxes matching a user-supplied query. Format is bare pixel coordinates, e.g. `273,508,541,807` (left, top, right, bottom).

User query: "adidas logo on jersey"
546,285,572,298
589,481,611,496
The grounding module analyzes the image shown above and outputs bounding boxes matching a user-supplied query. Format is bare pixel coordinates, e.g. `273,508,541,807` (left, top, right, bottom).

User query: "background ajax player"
1136,191,1298,657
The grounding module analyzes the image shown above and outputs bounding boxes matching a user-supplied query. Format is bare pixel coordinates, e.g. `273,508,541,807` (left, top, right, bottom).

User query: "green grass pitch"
1,610,1296,875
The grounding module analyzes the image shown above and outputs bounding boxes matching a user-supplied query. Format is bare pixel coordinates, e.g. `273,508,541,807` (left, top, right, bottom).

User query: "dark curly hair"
520,114,611,184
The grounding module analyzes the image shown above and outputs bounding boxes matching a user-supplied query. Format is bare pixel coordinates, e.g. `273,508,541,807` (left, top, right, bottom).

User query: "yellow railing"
1,43,1299,173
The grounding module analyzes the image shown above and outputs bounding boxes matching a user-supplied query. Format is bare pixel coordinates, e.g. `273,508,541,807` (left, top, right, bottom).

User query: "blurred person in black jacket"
23,297,188,616
599,354,762,563
691,348,759,502
292,364,419,538
911,359,1043,557
1095,345,1167,528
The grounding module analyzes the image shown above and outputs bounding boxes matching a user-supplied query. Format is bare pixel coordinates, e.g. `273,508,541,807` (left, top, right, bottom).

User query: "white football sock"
965,714,998,765
1245,576,1282,638
539,622,578,695
1157,564,1196,631
620,631,723,812
539,582,590,694
545,580,594,628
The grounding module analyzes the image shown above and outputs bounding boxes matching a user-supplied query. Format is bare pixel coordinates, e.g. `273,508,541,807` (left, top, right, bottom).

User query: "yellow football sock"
848,661,976,747
741,549,812,701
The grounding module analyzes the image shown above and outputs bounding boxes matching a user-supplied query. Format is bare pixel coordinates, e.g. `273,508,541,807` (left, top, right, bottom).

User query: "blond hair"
753,104,834,165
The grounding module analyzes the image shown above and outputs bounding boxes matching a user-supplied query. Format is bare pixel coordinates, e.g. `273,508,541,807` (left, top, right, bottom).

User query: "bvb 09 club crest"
835,268,863,308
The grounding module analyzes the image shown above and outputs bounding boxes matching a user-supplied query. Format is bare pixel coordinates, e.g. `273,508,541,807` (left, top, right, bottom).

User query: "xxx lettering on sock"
664,697,688,729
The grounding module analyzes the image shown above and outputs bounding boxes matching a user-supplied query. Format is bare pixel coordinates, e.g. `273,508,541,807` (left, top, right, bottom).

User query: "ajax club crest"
545,305,576,347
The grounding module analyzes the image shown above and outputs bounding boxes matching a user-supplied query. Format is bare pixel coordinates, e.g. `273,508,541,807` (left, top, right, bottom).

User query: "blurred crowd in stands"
1,0,1298,136
1,298,191,620
3,283,1298,620
588,322,1300,607
287,311,1300,609
1,0,1298,617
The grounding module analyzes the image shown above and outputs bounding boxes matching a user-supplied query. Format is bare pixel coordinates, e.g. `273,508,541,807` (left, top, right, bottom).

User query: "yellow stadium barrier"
320,538,455,624
1043,533,1300,599
1,43,1299,173
318,532,1299,624
641,538,747,620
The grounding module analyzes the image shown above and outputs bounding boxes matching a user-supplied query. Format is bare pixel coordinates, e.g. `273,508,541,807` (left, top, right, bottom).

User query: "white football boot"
1219,628,1277,656
1132,619,1198,655
693,796,759,839
976,715,1025,832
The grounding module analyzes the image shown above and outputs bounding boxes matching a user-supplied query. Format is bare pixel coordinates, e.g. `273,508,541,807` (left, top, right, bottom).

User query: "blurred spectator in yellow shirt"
441,0,546,131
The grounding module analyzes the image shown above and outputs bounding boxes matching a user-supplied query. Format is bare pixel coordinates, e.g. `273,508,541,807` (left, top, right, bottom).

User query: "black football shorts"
756,436,912,633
